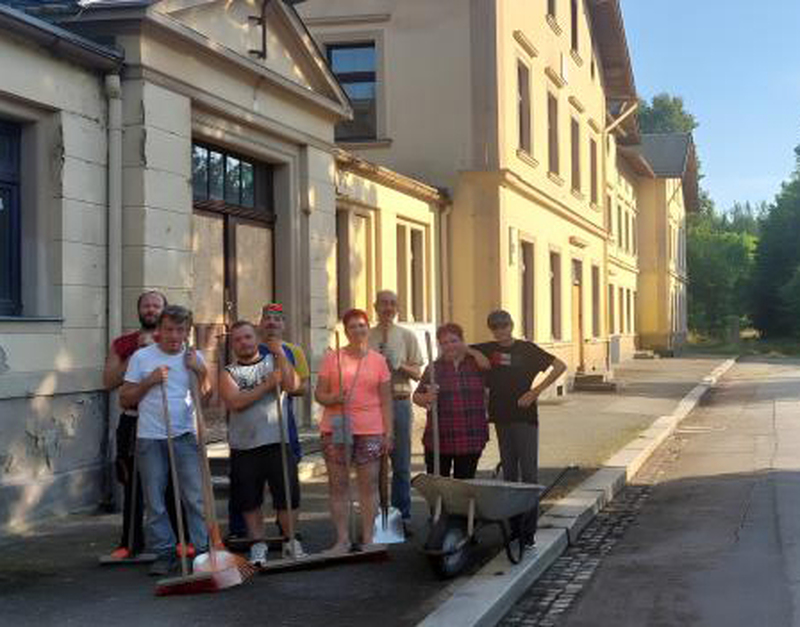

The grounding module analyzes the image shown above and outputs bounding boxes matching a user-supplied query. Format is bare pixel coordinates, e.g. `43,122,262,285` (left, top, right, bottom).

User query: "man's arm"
219,368,280,412
518,357,567,408
396,331,423,381
103,348,128,390
120,366,168,409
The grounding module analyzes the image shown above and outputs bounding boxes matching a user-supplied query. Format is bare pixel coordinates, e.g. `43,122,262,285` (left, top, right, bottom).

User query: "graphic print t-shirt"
472,340,556,425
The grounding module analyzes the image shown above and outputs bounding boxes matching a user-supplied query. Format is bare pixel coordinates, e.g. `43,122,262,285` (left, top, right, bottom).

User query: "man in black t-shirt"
474,310,567,485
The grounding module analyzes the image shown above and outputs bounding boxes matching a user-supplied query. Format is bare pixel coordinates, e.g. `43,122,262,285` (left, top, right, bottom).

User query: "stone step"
634,350,659,360
573,380,618,393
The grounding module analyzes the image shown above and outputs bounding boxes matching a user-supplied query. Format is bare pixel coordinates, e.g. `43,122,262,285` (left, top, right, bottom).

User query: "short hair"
436,323,464,342
374,290,398,304
158,305,192,328
137,290,167,311
342,308,369,328
230,320,256,334
487,309,514,329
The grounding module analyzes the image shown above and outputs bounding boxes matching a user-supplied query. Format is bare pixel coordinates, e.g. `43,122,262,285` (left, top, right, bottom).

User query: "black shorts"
230,444,301,512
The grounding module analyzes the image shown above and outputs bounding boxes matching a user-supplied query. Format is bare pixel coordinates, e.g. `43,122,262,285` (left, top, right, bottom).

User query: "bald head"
374,290,398,325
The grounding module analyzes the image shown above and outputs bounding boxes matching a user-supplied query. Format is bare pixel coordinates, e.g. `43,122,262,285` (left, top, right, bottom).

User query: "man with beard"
220,320,303,565
103,291,188,561
103,291,166,560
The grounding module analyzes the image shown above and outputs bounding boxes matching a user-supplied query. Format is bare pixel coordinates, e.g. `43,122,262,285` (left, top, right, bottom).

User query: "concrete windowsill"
548,171,565,187
517,149,539,169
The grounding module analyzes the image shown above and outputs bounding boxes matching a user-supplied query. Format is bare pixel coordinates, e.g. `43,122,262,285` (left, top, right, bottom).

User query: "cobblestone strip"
499,436,686,627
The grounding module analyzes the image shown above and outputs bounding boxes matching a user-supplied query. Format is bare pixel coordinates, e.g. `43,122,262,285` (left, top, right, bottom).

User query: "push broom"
155,372,256,596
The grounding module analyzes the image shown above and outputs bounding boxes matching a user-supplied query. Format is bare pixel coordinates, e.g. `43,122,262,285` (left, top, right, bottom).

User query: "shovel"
372,452,405,544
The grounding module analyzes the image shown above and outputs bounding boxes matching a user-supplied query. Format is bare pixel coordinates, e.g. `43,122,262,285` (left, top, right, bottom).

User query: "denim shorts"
321,433,383,466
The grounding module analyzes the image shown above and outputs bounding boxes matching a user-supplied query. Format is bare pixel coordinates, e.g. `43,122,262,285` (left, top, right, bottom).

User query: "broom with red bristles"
155,365,256,596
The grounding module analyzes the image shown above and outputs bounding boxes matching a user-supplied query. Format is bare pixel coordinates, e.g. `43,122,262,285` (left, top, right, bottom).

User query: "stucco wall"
0,32,109,533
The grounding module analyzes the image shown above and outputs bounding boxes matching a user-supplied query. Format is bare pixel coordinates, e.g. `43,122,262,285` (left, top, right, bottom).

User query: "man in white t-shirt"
120,305,210,576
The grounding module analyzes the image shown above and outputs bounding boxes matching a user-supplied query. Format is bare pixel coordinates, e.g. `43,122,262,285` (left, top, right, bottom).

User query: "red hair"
436,323,464,342
342,308,370,328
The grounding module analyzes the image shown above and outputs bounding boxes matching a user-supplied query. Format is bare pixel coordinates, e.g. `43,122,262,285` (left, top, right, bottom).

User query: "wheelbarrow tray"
412,474,544,521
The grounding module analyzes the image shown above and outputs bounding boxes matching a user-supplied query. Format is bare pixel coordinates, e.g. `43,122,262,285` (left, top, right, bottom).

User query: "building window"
606,194,612,233
548,93,560,175
548,0,557,18
550,251,562,340
626,288,632,334
570,118,580,192
570,0,579,53
517,62,532,154
397,221,430,322
521,240,535,340
591,57,596,81
617,205,622,245
591,265,600,337
632,215,638,255
328,43,377,141
192,143,272,216
590,138,598,205
0,121,21,316
618,286,625,333
608,283,615,334
624,211,630,252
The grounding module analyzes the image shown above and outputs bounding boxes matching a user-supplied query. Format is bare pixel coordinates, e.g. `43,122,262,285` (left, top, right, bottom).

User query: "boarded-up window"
337,209,373,316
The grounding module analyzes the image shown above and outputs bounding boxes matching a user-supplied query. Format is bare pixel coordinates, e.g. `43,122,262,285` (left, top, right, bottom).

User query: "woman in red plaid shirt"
413,323,491,479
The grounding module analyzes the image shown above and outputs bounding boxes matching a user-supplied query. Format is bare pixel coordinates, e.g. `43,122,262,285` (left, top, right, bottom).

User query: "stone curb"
416,357,737,627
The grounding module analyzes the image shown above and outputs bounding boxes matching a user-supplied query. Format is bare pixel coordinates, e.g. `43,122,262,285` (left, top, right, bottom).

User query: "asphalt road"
0,354,728,626
554,357,800,627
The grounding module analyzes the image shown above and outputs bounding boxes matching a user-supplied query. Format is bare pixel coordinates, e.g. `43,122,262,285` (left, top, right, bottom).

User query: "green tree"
638,93,698,134
752,146,800,337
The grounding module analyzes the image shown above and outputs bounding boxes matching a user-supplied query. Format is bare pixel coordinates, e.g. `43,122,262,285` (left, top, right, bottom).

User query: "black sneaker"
149,553,177,577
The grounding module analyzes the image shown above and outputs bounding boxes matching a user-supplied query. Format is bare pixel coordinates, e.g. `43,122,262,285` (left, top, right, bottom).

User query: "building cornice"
335,149,449,207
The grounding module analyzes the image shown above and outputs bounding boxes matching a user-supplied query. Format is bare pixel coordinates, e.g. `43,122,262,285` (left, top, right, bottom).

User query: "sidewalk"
0,354,731,627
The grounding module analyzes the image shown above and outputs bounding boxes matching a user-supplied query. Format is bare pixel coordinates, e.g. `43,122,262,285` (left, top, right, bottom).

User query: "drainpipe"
106,74,122,346
104,73,123,507
437,197,453,323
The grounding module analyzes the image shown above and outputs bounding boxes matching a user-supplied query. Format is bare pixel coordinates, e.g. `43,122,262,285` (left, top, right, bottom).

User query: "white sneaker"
248,541,268,567
282,538,307,559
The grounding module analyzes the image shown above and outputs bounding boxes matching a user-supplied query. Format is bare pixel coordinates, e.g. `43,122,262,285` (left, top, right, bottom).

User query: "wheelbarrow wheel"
426,516,469,579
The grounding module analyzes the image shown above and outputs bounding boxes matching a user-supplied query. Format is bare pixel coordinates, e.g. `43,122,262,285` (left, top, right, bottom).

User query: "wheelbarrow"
412,473,543,579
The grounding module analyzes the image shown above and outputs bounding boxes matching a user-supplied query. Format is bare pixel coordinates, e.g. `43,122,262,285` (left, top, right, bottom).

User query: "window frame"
589,137,598,205
192,142,274,225
570,0,579,53
0,120,21,316
550,251,562,340
327,42,378,142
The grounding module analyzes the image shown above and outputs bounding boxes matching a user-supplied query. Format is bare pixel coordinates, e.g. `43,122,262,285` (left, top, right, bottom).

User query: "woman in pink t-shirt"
315,309,393,551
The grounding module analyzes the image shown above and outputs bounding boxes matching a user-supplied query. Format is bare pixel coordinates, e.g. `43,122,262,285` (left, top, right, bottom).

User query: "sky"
620,0,800,212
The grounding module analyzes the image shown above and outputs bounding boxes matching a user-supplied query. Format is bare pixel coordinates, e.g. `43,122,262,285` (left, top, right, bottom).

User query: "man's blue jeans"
138,434,208,555
391,398,413,520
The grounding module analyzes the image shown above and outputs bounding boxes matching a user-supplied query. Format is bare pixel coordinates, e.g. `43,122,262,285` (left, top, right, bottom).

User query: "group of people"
104,288,566,575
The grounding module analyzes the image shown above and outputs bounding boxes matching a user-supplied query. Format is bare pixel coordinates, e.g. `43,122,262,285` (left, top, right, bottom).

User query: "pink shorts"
321,433,384,466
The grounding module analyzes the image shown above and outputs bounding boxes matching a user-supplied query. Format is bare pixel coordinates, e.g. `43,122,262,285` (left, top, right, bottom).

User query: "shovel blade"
372,507,405,544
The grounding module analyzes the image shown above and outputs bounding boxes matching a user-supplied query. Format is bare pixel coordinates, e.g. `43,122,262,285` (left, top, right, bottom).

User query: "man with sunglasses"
473,310,567,545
